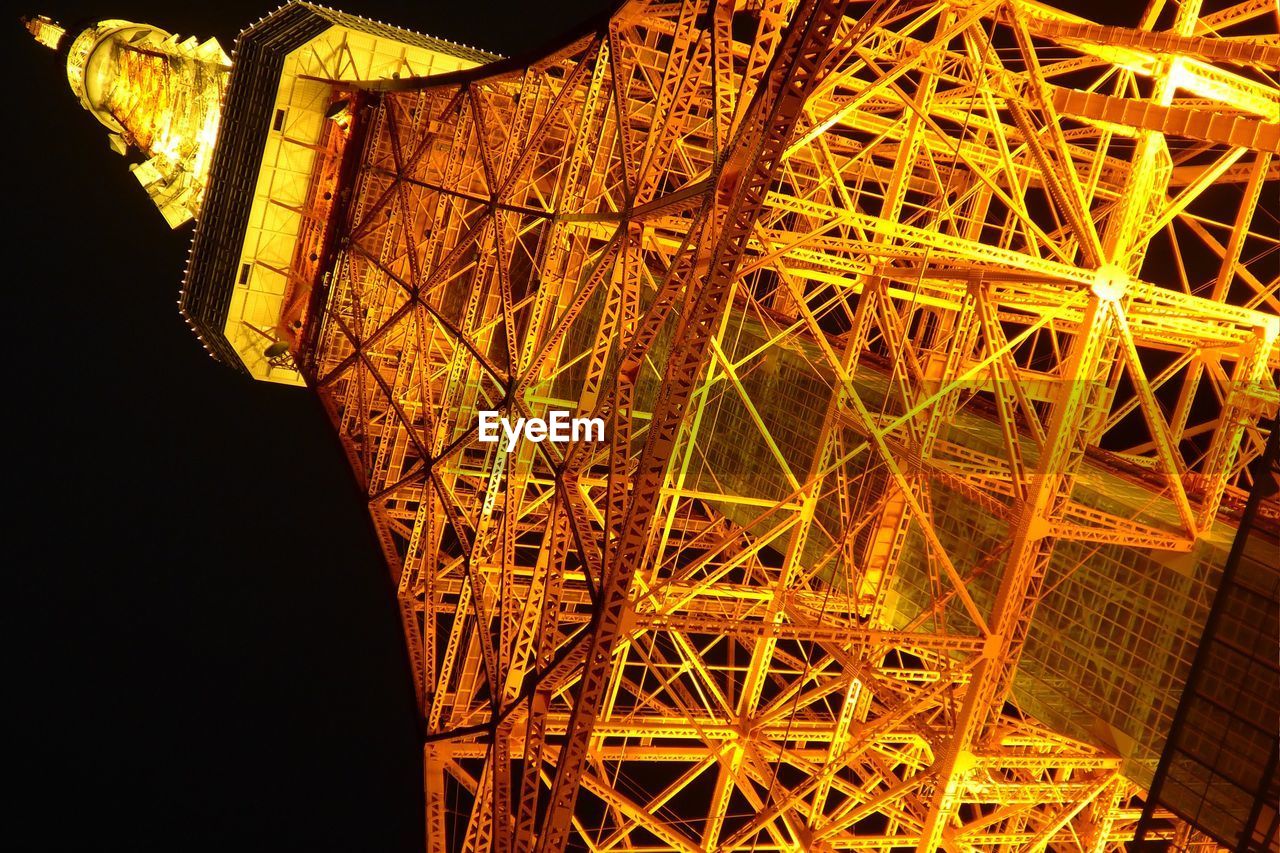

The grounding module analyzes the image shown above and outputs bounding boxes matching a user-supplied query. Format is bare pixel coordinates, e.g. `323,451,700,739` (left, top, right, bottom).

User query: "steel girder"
302,1,1278,850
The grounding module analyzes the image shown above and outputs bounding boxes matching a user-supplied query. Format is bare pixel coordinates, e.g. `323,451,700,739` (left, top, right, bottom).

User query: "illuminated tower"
25,14,229,226
28,1,1279,851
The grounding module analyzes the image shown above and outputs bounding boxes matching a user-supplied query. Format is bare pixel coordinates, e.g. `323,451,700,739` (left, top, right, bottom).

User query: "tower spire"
22,14,66,51
24,13,230,227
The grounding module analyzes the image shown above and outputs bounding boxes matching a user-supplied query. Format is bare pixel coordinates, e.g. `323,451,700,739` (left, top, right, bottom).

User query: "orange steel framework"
292,1,1280,849
32,0,1280,848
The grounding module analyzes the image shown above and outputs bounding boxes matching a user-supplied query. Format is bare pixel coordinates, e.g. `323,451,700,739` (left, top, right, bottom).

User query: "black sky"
9,0,1155,850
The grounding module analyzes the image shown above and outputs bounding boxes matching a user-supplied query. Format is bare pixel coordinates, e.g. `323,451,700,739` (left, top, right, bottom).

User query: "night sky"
11,0,1156,850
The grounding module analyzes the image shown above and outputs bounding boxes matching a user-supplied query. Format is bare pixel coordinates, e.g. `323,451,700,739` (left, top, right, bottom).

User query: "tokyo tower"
26,1,1280,850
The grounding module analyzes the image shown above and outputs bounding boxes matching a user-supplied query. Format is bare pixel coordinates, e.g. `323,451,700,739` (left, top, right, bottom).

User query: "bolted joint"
1090,263,1130,301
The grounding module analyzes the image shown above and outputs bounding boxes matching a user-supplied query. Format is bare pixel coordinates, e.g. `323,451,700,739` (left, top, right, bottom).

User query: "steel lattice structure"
24,0,1279,847
293,0,1280,849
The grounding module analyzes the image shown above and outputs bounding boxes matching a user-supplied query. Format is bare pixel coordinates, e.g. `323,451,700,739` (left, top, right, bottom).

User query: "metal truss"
300,0,1279,849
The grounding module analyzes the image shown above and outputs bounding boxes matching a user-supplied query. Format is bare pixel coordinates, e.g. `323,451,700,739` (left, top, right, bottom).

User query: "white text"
478,410,605,451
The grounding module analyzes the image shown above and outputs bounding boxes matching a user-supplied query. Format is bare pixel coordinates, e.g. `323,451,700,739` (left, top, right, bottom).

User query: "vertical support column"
916,284,1117,853
1195,321,1277,528
425,743,449,853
